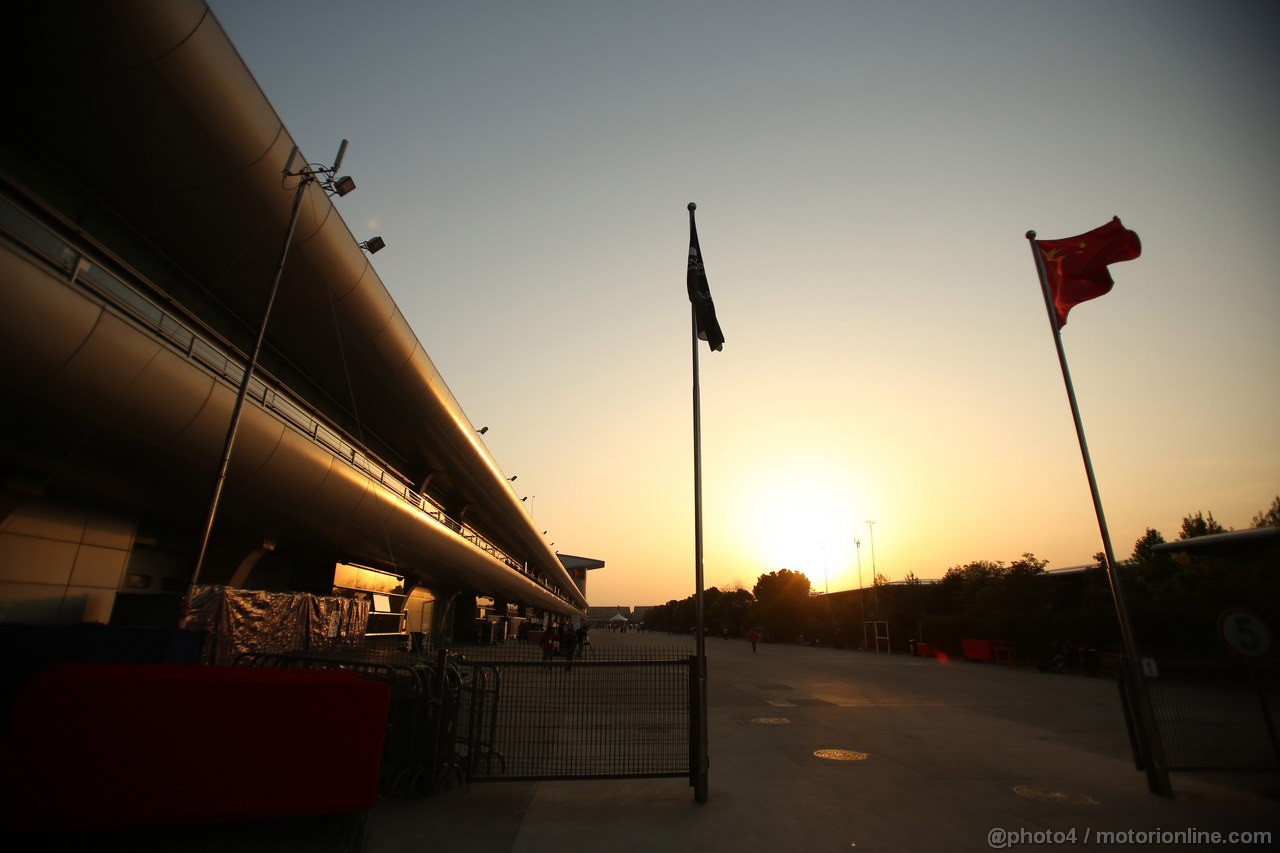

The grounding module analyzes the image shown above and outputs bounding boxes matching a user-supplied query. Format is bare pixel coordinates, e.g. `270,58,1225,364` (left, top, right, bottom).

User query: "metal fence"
1120,659,1279,772
235,649,466,796
454,655,693,782
231,640,695,790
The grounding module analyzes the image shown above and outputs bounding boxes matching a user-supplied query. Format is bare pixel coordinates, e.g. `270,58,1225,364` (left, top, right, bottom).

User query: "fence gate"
454,656,693,782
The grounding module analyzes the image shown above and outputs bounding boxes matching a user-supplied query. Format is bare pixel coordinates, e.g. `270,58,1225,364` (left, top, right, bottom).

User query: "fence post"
1253,666,1280,767
688,655,702,792
428,645,448,793
1114,661,1144,770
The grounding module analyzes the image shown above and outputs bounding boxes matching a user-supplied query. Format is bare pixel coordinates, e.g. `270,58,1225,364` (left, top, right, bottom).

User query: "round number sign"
1217,608,1273,659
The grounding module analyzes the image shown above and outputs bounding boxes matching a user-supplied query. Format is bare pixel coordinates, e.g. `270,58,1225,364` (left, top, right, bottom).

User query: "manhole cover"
751,717,791,725
1013,785,1097,805
814,749,868,761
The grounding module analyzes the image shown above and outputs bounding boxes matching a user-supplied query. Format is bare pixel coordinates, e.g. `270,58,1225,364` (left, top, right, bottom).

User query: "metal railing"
1,192,574,607
233,641,695,791
288,641,695,784
455,656,693,781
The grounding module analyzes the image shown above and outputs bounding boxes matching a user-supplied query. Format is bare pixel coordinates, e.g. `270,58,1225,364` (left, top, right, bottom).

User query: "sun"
735,462,865,590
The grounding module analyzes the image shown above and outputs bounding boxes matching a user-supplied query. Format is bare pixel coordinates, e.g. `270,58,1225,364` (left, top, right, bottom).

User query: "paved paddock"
28,630,1279,852
359,631,1275,852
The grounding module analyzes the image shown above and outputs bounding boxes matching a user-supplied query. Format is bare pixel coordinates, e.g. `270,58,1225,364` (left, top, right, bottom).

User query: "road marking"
1012,785,1097,804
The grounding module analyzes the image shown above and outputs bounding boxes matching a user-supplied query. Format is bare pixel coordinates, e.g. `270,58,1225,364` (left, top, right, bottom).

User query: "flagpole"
1026,231,1171,796
690,204,710,804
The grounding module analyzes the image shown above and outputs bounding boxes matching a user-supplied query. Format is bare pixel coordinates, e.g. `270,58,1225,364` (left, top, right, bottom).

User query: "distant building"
586,606,631,625
584,604,659,627
631,605,658,624
558,554,606,598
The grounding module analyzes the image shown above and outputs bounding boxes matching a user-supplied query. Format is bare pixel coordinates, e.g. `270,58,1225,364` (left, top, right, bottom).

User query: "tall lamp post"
190,140,358,591
854,537,865,625
865,519,878,613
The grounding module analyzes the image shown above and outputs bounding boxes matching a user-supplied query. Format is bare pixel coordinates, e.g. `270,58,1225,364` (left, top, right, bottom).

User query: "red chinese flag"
1037,217,1141,327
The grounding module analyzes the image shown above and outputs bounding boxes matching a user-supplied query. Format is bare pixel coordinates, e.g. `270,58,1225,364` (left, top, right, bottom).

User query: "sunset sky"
209,0,1278,606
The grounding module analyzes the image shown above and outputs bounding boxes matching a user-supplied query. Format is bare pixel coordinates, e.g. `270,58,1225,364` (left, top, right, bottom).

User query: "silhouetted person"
749,627,760,653
561,623,578,669
541,625,558,661
1081,645,1100,676
1063,641,1081,674
1038,641,1064,673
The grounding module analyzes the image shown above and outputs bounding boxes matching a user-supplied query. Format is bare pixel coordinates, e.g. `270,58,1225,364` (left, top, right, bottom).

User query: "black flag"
687,204,725,351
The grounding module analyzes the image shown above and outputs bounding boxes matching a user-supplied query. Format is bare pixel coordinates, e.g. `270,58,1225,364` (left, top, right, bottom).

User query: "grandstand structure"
0,0,586,642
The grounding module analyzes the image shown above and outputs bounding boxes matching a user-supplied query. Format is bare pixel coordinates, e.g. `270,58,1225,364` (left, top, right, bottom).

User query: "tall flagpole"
689,205,710,804
1026,231,1171,796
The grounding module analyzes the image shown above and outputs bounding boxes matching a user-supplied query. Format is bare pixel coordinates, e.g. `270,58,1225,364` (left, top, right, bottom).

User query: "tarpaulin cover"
308,592,372,651
184,586,370,665
0,662,390,830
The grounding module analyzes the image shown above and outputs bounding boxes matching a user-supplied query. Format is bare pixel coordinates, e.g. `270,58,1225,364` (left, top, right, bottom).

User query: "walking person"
561,622,578,670
749,626,760,653
541,624,558,662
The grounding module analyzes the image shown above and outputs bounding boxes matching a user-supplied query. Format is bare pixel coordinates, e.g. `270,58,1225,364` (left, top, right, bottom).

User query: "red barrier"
962,639,1004,661
0,663,390,830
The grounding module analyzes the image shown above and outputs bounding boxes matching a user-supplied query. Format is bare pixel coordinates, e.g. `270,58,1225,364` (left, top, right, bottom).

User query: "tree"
1179,510,1226,540
752,569,811,641
940,559,1006,595
1007,553,1048,578
752,568,811,602
707,585,754,636
643,597,697,633
1130,528,1166,563
1252,495,1280,528
928,555,1060,652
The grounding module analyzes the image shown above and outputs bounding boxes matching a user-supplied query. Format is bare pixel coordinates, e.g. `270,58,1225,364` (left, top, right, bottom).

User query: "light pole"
854,537,865,625
821,542,829,595
865,519,878,613
190,140,357,591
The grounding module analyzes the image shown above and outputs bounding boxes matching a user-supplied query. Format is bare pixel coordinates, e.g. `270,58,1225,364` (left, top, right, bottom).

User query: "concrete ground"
24,629,1279,852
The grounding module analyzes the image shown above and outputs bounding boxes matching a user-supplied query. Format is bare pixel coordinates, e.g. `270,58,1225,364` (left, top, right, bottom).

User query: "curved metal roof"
2,0,584,610
1151,527,1280,556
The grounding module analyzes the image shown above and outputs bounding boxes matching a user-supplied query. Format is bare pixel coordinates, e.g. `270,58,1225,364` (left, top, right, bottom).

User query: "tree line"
642,496,1280,660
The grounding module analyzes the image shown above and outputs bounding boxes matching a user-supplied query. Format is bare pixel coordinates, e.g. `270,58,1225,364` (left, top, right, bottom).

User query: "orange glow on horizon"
728,460,870,591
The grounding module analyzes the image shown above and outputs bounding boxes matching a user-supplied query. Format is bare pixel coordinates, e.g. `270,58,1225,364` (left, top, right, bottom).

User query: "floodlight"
333,175,356,196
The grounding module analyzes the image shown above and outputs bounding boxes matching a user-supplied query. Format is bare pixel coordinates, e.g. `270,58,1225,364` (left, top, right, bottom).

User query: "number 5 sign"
1217,608,1273,660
